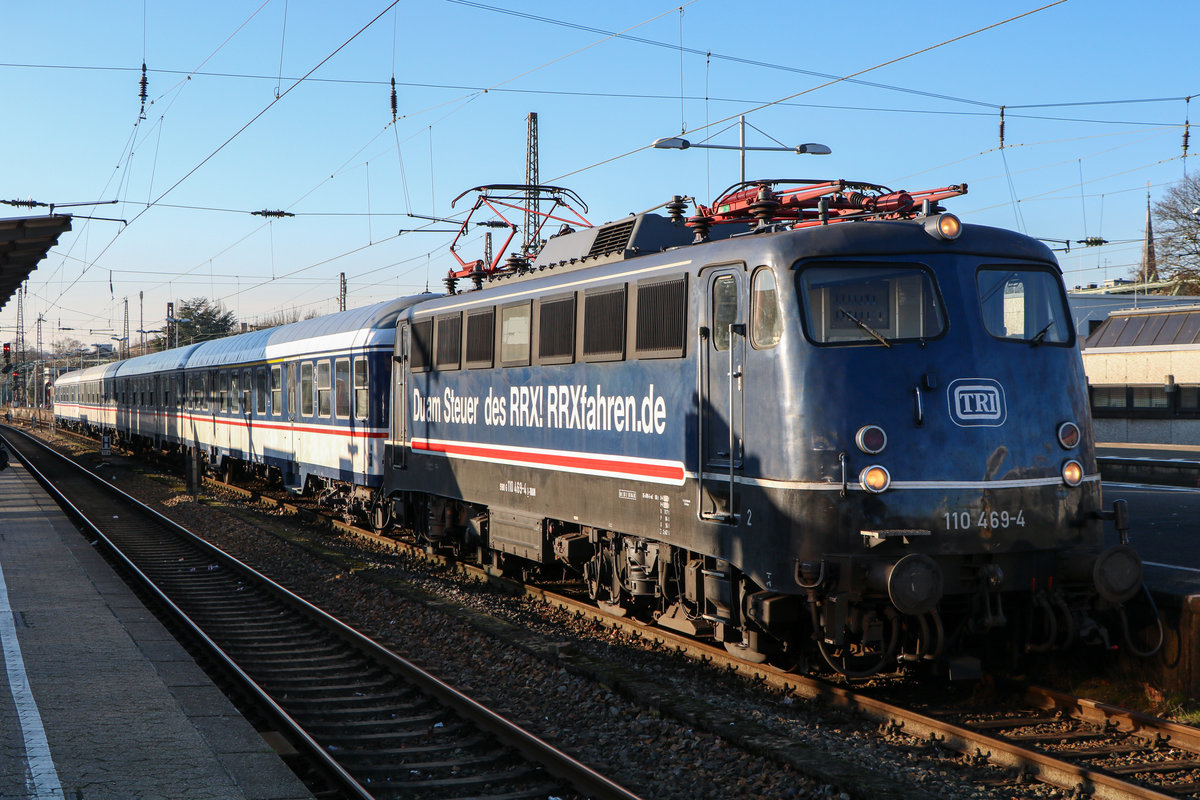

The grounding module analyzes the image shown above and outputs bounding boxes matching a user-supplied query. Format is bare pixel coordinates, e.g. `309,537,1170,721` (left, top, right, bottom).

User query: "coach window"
751,268,782,348
317,361,332,417
230,372,240,413
500,301,532,366
271,366,282,415
301,362,314,416
239,369,250,412
219,372,230,412
353,358,368,420
334,359,350,418
712,275,739,351
256,367,268,414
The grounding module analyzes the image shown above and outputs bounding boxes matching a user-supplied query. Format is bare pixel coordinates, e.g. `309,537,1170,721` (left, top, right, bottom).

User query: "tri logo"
947,378,1007,427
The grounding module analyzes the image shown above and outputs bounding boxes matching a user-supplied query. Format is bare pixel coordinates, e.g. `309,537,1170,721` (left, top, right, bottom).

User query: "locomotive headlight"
1061,459,1084,487
860,465,891,493
923,213,962,240
1057,421,1081,449
855,425,887,454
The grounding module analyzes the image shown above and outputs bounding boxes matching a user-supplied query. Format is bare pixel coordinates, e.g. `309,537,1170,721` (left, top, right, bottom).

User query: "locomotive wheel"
370,500,394,535
585,553,609,602
816,611,900,679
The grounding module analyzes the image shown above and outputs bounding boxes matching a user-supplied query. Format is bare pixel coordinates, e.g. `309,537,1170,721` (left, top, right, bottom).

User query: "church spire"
1141,187,1158,283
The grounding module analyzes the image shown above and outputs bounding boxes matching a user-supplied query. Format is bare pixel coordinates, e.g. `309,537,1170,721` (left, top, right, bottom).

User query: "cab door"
698,265,746,522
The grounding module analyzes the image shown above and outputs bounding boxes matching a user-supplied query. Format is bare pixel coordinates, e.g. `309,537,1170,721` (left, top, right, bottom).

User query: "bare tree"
1153,173,1200,294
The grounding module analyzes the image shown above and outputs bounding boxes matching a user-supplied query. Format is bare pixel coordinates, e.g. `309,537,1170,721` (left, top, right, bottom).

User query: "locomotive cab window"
977,267,1072,345
751,268,782,348
798,263,945,345
712,275,739,351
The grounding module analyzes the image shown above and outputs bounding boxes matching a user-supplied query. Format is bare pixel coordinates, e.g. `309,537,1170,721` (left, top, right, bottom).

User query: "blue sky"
3,0,1197,350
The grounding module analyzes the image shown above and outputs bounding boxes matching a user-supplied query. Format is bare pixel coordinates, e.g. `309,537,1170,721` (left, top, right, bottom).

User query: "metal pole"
739,115,746,183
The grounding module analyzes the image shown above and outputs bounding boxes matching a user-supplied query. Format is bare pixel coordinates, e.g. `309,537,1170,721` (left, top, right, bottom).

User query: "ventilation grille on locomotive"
465,308,494,367
585,219,636,259
538,295,576,363
636,276,687,358
583,287,625,360
411,319,433,372
436,314,462,369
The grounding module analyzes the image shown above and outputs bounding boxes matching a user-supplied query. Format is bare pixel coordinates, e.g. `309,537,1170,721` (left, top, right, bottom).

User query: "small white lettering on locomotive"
413,383,669,435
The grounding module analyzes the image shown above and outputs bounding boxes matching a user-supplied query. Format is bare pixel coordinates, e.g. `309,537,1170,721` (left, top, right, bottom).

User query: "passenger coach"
55,297,424,517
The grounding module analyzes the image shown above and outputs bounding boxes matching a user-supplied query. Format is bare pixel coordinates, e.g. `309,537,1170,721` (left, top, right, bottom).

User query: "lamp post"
652,115,831,182
164,317,191,349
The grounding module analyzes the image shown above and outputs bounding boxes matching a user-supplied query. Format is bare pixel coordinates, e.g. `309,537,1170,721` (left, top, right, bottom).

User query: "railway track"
2,426,643,800
18,421,1200,799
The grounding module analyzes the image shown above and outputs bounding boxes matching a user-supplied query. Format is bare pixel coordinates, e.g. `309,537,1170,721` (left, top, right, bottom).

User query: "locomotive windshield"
798,263,945,345
977,267,1072,345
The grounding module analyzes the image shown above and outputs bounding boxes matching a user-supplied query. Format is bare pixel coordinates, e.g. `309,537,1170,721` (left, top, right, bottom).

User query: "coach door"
698,265,745,523
285,363,297,467
392,322,409,469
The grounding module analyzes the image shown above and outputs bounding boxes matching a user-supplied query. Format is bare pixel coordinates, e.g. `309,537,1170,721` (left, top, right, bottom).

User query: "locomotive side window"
435,313,462,370
334,358,350,418
582,286,626,362
317,361,332,417
798,263,945,345
300,363,314,416
465,308,495,368
410,319,433,373
538,294,575,365
635,276,687,359
751,268,782,348
712,275,739,351
353,358,367,420
500,301,532,366
977,267,1071,345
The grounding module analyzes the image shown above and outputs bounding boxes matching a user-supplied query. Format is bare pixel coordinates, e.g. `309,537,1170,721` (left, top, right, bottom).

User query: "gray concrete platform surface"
0,457,314,800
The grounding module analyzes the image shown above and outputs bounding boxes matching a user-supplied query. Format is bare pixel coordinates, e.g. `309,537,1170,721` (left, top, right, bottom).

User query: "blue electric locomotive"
378,181,1156,676
49,179,1157,677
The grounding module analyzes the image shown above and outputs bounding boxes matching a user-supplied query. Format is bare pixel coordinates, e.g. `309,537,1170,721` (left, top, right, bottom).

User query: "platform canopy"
0,214,72,312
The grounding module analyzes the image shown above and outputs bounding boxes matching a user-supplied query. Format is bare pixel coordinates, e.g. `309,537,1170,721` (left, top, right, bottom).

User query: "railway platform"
0,454,313,799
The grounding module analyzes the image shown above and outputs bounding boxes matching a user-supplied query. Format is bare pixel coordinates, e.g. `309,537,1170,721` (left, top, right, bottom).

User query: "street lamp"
652,115,831,182
164,317,191,349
